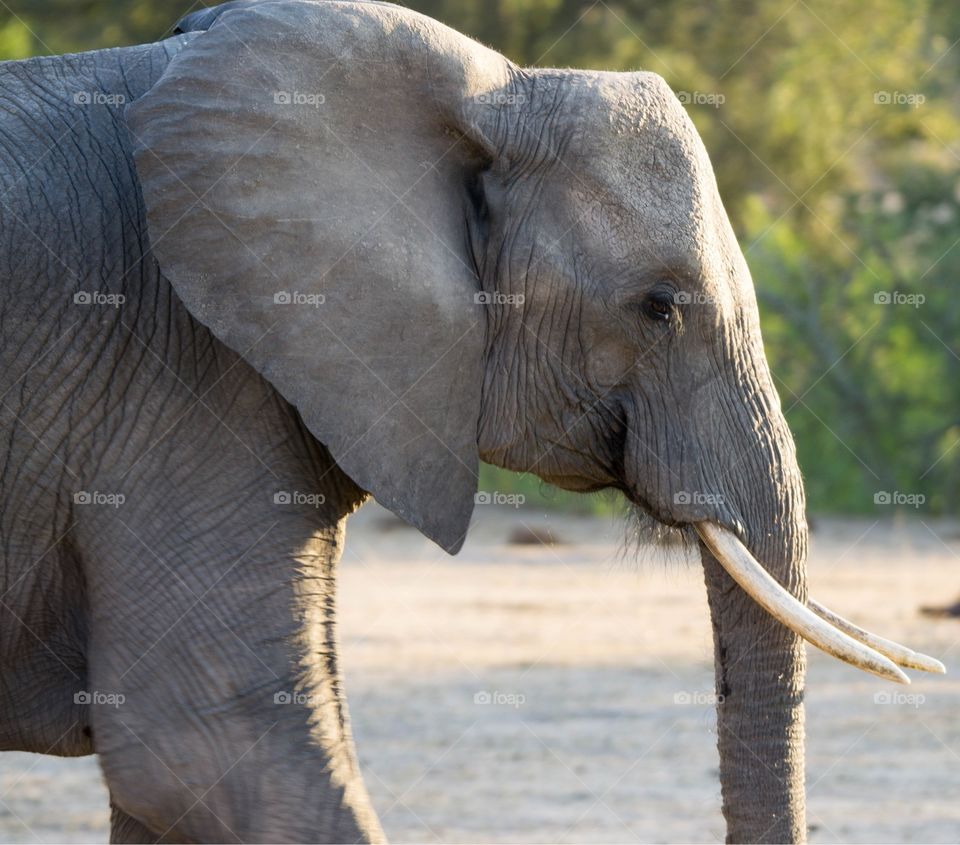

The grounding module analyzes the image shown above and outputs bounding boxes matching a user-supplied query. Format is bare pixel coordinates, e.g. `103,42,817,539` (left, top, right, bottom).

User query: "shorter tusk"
697,522,910,685
808,599,945,674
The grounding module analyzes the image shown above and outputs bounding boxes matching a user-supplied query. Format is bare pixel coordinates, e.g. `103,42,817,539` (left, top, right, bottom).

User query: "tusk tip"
914,655,947,675
882,663,911,685
806,596,947,677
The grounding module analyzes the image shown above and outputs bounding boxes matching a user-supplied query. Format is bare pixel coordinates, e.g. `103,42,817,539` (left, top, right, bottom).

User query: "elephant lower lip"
539,474,609,494
624,489,686,528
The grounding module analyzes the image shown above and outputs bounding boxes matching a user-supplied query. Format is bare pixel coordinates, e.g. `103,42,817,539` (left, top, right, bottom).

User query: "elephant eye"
643,291,675,323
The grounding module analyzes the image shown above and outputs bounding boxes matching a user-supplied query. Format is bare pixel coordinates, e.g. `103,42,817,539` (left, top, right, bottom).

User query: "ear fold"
127,1,516,552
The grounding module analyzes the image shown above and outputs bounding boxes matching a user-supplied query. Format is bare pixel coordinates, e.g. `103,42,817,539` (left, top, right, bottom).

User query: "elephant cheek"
583,334,635,389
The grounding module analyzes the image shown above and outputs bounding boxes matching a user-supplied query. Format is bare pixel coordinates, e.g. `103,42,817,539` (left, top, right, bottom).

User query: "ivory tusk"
696,522,911,685
808,598,945,674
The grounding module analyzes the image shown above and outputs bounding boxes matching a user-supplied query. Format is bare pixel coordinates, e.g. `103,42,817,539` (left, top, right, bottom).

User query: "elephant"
0,0,944,842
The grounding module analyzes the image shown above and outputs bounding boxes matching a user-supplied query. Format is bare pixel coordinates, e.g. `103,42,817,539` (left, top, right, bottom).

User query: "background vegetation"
2,0,958,516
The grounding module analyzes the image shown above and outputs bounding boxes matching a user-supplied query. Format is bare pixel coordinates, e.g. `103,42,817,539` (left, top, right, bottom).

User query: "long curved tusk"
696,522,910,685
808,598,945,674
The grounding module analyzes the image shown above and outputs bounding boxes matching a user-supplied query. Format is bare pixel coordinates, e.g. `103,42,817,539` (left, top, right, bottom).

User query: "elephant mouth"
622,488,687,529
696,521,946,683
538,476,687,529
538,473,611,494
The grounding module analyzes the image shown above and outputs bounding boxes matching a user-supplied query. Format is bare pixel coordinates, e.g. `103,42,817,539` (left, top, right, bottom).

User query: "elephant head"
127,1,943,841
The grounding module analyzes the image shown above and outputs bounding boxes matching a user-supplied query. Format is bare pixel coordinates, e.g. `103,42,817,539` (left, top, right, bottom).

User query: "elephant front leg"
78,506,383,844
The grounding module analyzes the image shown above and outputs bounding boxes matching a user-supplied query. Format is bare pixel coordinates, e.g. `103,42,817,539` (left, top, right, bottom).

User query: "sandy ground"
1,504,958,843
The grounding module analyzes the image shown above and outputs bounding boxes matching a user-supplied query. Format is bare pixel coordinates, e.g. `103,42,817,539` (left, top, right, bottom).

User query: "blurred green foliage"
2,0,958,515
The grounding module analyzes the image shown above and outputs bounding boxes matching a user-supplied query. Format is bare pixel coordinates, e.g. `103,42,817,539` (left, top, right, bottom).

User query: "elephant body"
0,37,382,841
2,1,930,842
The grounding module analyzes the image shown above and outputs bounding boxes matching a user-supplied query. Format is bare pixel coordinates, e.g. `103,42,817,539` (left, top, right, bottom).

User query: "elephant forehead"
593,72,713,179
572,74,739,283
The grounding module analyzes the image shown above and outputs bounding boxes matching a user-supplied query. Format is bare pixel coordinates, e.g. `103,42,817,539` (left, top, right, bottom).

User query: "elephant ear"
127,1,515,552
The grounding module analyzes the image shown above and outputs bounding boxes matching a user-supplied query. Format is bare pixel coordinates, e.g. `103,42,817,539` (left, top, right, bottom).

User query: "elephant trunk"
702,536,807,844
698,332,809,843
683,314,937,840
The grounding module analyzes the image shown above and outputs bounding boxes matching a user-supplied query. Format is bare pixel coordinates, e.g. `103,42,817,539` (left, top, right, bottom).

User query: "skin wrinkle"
3,371,76,499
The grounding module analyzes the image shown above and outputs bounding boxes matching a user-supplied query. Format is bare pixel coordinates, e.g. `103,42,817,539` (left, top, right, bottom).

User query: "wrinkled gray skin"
0,1,807,842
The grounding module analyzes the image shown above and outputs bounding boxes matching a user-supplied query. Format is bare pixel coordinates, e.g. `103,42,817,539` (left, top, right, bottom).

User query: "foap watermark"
273,91,325,108
74,689,125,708
874,291,925,308
874,691,925,708
74,491,125,508
676,90,725,108
474,91,527,106
674,690,724,705
273,690,322,706
273,490,326,508
674,491,725,506
874,491,925,508
73,91,126,107
474,491,525,508
74,291,125,308
475,291,524,307
874,91,925,108
674,291,716,305
473,690,526,709
274,291,325,308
